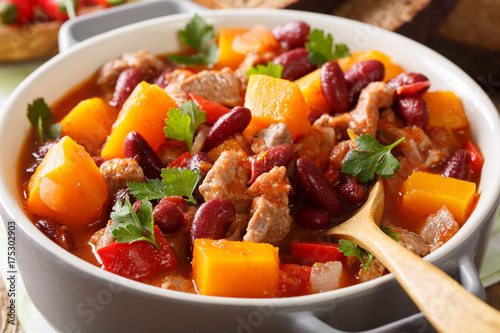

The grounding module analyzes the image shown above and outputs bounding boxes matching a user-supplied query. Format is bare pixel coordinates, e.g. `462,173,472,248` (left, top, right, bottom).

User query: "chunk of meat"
89,220,115,252
198,151,251,213
314,81,393,138
156,139,189,166
237,51,278,72
247,166,290,208
243,196,291,245
420,205,459,251
381,220,430,257
165,83,189,107
251,123,293,155
357,258,386,283
293,125,336,171
97,50,166,88
378,109,450,168
160,275,195,293
225,213,251,241
328,140,353,171
100,158,145,196
166,68,248,107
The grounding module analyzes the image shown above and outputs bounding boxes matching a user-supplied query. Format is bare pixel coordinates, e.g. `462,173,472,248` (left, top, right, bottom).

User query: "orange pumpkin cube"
26,136,108,227
216,28,248,70
61,97,117,154
232,24,280,55
424,91,469,130
243,75,311,141
192,239,280,297
101,81,177,159
295,68,330,117
401,171,476,225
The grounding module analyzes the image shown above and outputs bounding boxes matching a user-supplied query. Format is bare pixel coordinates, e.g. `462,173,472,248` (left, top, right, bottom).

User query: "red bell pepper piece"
291,242,344,264
188,93,231,124
276,264,311,297
167,152,191,169
97,225,178,281
465,140,484,176
36,0,78,21
0,0,34,25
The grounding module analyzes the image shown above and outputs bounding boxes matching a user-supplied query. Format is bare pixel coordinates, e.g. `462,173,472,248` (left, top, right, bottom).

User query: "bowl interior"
1,9,500,306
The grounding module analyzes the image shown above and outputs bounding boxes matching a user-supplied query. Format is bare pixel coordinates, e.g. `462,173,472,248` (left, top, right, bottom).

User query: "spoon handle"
349,222,500,333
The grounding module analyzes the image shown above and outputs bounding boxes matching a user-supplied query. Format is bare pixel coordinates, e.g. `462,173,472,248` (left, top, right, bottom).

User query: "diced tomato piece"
188,93,231,124
97,226,178,281
465,140,484,176
276,264,311,297
167,152,191,169
291,242,344,265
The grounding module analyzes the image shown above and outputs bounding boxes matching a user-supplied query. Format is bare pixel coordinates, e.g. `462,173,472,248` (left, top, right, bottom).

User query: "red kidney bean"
161,196,190,212
190,198,236,246
111,67,145,109
337,179,367,206
295,157,345,217
321,61,349,113
114,188,130,205
35,219,73,251
132,200,142,214
153,197,188,233
293,206,331,230
154,67,175,88
273,48,316,81
442,150,471,180
386,72,430,96
187,152,214,176
345,60,385,106
394,94,429,128
249,145,293,184
272,21,311,50
92,156,106,167
204,106,252,152
123,131,163,180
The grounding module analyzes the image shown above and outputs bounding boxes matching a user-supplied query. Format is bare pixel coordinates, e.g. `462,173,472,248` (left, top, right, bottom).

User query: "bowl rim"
1,8,500,308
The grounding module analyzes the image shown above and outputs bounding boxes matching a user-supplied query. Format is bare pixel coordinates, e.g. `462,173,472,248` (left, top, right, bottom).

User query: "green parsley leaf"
339,239,373,271
168,14,218,65
305,29,350,66
339,226,402,271
342,135,405,183
246,63,283,78
161,167,202,204
109,196,160,249
127,179,166,201
380,226,403,242
164,100,206,152
27,98,53,143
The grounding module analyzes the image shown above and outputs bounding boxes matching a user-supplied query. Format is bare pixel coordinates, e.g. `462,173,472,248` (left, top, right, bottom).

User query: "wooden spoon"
322,178,500,332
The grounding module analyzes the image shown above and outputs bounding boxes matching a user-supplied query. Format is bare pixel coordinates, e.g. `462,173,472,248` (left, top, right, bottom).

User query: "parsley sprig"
246,63,283,78
109,196,160,249
339,226,402,271
128,167,202,205
169,14,218,65
164,100,206,152
305,29,350,66
27,98,61,143
342,134,405,183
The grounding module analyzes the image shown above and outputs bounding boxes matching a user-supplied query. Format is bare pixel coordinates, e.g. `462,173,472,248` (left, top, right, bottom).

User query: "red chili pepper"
97,225,178,281
188,93,231,124
0,0,34,25
291,242,344,264
167,152,191,169
36,0,78,21
276,264,311,297
465,140,484,176
87,0,124,7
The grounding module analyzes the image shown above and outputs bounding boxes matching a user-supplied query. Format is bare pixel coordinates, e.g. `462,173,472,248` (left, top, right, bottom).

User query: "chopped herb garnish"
161,167,202,204
127,178,166,201
246,62,283,78
109,196,160,249
339,226,401,271
27,98,60,143
168,14,218,65
305,28,350,66
164,100,206,152
342,134,405,183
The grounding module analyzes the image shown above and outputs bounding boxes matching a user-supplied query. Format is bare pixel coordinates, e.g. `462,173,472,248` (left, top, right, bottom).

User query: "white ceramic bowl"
1,8,500,333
